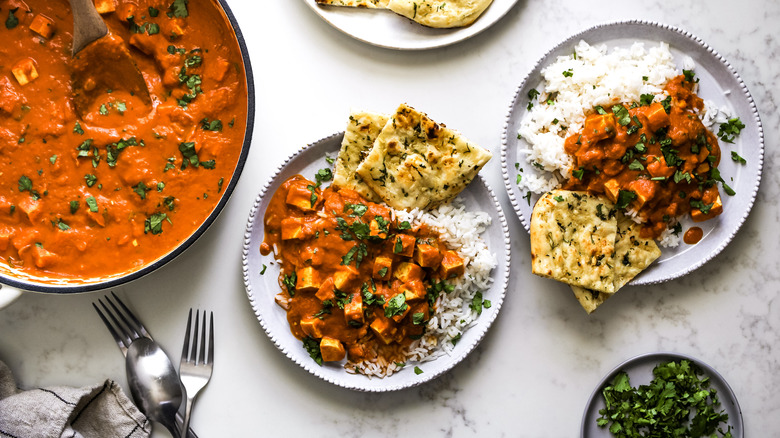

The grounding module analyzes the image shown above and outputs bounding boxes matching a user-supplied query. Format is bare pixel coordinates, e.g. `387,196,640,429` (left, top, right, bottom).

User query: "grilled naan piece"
332,111,388,203
386,0,493,28
355,103,491,210
531,190,619,293
315,0,389,8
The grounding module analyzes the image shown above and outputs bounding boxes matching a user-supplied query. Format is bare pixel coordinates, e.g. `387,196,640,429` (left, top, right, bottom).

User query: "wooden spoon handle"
70,0,108,56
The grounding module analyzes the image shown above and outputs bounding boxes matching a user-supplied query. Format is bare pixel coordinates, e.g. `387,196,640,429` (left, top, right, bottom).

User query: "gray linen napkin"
0,360,150,438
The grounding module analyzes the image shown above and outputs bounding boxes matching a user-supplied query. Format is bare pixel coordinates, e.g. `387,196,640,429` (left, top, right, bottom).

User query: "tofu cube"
300,317,324,338
319,337,346,362
31,244,56,268
295,266,321,293
440,250,465,279
369,315,397,345
0,232,10,251
333,266,359,291
387,299,411,324
369,218,388,239
343,293,364,325
18,197,42,223
164,18,186,38
116,3,136,22
401,280,426,302
372,256,393,281
392,234,416,257
646,155,675,179
29,15,55,39
94,0,116,14
691,194,723,222
645,102,670,131
393,262,423,283
414,243,442,268
285,184,317,212
315,277,336,302
583,113,616,142
280,217,304,240
603,179,621,203
12,59,39,86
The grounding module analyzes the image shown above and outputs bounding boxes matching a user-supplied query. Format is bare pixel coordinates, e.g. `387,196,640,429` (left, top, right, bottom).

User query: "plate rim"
242,132,511,392
301,0,521,50
499,19,764,285
580,351,744,438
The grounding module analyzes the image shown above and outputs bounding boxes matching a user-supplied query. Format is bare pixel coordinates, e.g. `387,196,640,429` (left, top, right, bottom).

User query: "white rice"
517,41,680,192
516,40,736,248
346,199,496,377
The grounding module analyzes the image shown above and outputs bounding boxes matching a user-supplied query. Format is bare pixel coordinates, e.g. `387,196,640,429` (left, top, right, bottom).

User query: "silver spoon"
126,337,183,438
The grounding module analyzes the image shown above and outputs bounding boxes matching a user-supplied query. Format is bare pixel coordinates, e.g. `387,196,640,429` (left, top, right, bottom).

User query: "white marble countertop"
1,0,779,436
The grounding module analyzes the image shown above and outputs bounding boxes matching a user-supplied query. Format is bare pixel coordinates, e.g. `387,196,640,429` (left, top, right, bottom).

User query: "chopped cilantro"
169,0,189,18
385,293,408,318
597,360,732,437
414,366,423,375
718,118,745,143
73,122,84,135
86,196,99,212
144,212,170,235
302,337,322,366
69,200,79,214
616,190,637,209
5,8,19,29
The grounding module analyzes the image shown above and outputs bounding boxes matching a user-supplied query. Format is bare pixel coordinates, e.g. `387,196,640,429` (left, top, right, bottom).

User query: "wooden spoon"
69,0,151,116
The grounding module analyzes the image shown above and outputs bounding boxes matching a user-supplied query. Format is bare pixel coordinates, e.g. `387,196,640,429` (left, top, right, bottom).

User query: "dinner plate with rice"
501,21,763,295
243,125,510,391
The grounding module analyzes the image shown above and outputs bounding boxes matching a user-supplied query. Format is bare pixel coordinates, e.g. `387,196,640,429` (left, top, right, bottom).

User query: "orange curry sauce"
262,175,465,364
0,0,247,281
563,75,723,239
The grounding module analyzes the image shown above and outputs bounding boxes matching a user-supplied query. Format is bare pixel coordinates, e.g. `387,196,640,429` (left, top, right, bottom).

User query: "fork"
179,309,214,437
93,293,197,438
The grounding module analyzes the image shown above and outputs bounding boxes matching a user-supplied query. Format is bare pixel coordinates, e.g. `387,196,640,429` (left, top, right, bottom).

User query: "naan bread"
355,103,491,210
570,215,661,314
612,214,661,290
571,286,610,315
386,0,493,28
315,0,389,8
530,190,618,293
332,111,389,203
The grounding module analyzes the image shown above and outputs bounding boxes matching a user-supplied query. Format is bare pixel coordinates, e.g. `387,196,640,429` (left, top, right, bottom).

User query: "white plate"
500,21,764,285
582,352,743,437
302,0,519,50
242,133,510,391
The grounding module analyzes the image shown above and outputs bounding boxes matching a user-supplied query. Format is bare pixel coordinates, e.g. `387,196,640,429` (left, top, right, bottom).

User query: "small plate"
500,21,764,285
302,0,520,50
582,352,743,437
242,133,510,391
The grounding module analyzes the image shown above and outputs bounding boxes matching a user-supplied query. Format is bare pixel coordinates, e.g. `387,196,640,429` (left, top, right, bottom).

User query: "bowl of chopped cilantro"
582,352,742,437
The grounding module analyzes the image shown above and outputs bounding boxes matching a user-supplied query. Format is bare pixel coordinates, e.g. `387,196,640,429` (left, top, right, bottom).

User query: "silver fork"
179,309,214,437
93,293,197,438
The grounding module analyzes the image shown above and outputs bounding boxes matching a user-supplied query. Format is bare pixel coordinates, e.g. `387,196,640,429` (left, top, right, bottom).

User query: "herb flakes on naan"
530,190,618,293
332,111,389,203
355,103,491,210
386,0,494,28
315,0,389,8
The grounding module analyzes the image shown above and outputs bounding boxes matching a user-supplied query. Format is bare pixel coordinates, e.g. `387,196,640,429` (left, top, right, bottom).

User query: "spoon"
126,337,183,438
69,0,151,116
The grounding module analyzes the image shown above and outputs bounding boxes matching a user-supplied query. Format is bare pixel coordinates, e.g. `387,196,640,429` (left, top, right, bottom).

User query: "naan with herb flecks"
530,190,618,293
386,0,493,28
332,111,388,203
355,103,492,210
315,0,389,8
